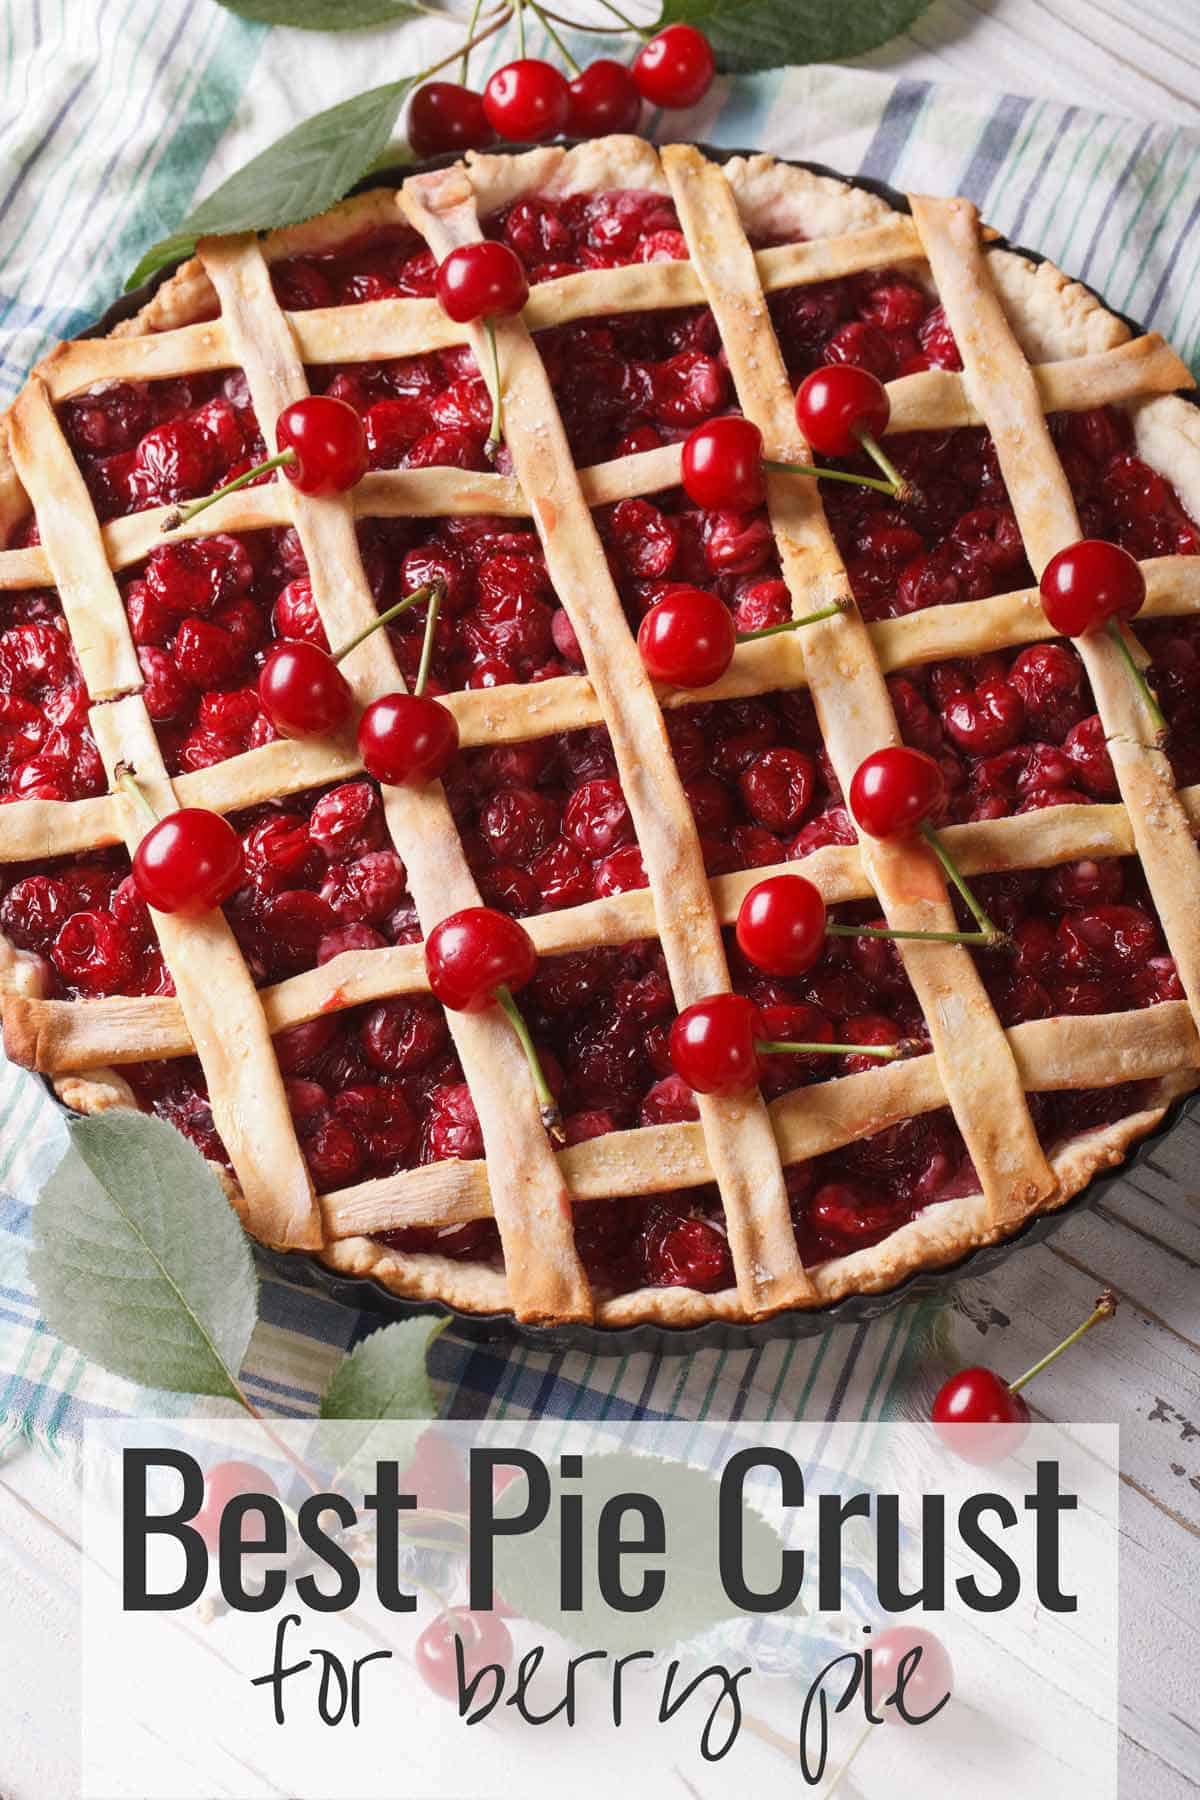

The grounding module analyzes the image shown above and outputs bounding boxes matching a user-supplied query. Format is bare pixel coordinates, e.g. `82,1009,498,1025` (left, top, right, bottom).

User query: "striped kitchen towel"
0,0,1196,1451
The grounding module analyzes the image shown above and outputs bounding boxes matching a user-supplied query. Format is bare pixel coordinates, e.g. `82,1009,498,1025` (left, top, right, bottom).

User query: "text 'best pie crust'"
2,135,1199,1327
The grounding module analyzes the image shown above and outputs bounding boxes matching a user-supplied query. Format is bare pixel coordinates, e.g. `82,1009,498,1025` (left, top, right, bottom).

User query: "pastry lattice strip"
197,232,589,1322
911,194,1200,1024
661,144,1056,1230
1,142,1198,1316
401,160,814,1316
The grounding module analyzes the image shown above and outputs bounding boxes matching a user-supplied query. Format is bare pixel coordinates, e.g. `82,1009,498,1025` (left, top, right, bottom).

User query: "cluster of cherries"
408,19,715,161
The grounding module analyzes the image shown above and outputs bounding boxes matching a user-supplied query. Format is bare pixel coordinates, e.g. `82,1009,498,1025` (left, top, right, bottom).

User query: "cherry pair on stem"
259,579,459,788
669,743,1002,1099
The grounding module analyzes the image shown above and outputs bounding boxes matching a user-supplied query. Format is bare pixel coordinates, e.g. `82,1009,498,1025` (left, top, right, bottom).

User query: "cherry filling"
0,612,100,802
889,642,1114,824
965,857,1182,1023
0,847,166,998
52,371,266,529
270,225,436,311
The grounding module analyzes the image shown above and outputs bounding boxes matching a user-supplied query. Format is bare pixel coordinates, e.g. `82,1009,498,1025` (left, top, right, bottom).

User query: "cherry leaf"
125,78,415,290
656,0,932,70
28,1111,258,1401
315,1315,448,1485
216,0,424,25
319,1314,448,1425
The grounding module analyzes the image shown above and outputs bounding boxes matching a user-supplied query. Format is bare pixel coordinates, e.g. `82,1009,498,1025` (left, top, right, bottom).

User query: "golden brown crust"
1,140,1198,1326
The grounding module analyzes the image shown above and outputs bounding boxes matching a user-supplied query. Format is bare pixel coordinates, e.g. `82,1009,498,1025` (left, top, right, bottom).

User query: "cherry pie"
2,135,1199,1326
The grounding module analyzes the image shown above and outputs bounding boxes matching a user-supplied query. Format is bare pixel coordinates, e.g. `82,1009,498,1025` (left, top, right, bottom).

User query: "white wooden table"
2,2,1198,1796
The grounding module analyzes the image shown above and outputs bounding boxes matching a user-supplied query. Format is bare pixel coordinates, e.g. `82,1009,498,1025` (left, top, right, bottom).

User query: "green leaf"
656,0,932,70
320,1314,447,1424
216,0,424,26
125,78,415,290
492,1452,795,1655
316,1314,447,1485
28,1111,258,1400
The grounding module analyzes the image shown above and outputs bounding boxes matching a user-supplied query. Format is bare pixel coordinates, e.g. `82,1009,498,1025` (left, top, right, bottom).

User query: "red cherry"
276,395,368,496
795,364,890,458
933,1290,1116,1464
736,873,828,977
358,691,459,785
932,1367,1031,1465
483,59,570,142
133,807,245,916
258,640,353,738
669,993,761,1096
681,416,766,511
425,906,537,1011
1039,538,1146,637
566,59,642,136
407,81,495,158
194,1459,279,1554
633,24,716,109
849,746,945,839
637,586,736,687
870,1626,954,1723
435,240,530,327
416,1607,513,1703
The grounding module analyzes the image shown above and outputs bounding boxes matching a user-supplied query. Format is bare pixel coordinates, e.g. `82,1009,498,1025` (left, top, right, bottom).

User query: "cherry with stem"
637,583,848,690
669,991,912,1098
794,365,913,502
161,395,368,533
426,907,564,1142
1039,538,1165,741
736,872,1008,980
681,414,906,516
933,1290,1118,1464
849,746,1004,948
435,241,530,459
115,764,245,916
258,580,445,740
358,585,462,786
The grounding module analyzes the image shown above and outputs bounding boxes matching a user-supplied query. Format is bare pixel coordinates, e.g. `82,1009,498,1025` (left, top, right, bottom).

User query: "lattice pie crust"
2,136,1199,1327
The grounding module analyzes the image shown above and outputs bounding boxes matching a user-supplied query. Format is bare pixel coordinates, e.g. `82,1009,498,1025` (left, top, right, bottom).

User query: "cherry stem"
515,0,526,56
528,0,581,71
593,0,650,34
160,449,295,533
826,920,999,949
763,457,903,501
413,581,443,698
1106,618,1167,740
538,4,634,30
918,820,1004,946
113,764,160,828
459,0,486,81
331,581,444,664
755,1037,903,1062
738,599,849,641
1008,1290,1118,1395
484,320,504,462
495,985,565,1143
857,429,913,502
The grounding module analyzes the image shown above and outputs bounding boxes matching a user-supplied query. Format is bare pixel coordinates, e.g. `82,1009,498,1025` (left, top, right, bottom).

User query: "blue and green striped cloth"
1,2,1197,1451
